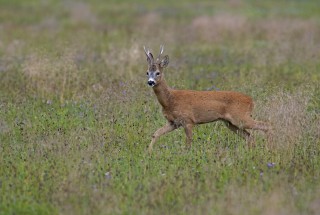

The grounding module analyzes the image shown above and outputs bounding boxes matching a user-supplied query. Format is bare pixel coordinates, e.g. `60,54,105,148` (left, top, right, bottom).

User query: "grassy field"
0,0,320,214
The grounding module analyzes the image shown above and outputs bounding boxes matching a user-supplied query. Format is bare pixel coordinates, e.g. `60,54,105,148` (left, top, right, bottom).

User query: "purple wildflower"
267,163,276,168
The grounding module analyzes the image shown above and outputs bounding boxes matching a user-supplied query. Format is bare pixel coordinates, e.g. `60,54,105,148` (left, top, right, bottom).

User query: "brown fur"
145,49,271,153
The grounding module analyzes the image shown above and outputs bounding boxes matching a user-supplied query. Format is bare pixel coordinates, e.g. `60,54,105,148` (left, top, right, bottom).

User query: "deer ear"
160,55,169,68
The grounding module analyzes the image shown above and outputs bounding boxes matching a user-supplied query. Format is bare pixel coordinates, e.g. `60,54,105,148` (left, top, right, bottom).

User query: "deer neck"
153,78,171,109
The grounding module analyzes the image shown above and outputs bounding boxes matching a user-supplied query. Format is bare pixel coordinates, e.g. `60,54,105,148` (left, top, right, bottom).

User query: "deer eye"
156,72,160,76
146,72,149,76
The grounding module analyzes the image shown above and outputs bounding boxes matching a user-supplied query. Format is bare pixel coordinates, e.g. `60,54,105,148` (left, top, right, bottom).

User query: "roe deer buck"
144,45,271,153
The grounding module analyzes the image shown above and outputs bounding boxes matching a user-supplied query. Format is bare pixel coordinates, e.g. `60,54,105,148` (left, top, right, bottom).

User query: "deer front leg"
149,122,177,154
183,123,194,148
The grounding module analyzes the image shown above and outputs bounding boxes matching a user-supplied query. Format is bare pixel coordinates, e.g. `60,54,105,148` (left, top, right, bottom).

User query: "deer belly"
194,109,221,124
163,110,193,126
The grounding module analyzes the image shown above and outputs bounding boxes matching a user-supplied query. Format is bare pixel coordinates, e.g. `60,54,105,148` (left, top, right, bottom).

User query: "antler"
143,46,154,65
157,45,164,62
143,46,149,56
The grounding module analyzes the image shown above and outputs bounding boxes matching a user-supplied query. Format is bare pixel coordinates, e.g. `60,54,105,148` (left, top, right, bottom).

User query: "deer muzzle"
148,79,156,87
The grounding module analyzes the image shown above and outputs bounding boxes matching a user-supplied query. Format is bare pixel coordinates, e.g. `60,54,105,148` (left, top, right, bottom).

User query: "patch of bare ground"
137,12,161,32
65,1,97,26
188,15,319,65
258,18,318,42
309,195,320,215
190,14,248,42
256,18,320,64
136,12,178,45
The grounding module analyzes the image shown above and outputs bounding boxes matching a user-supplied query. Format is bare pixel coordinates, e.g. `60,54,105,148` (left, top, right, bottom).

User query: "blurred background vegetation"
0,0,319,214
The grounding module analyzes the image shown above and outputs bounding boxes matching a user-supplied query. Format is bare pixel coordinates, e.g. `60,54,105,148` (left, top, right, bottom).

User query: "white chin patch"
148,78,156,87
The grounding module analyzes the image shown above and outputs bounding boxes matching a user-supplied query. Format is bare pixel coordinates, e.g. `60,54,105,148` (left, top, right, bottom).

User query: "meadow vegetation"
0,0,320,214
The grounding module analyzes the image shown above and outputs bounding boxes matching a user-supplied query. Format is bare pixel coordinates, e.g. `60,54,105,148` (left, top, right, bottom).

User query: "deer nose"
148,80,155,86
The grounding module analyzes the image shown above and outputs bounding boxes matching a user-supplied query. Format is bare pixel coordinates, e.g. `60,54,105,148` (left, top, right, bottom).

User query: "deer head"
144,45,169,87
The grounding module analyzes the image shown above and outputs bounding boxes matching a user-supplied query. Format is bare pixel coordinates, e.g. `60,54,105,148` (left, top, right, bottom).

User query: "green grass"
0,0,320,214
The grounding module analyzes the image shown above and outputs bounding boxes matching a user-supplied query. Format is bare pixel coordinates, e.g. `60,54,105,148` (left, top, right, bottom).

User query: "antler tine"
157,45,164,61
143,46,149,56
160,45,164,55
144,46,154,64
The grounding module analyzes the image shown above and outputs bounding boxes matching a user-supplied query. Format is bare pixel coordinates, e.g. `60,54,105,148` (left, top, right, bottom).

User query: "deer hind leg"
227,114,271,132
243,118,271,133
232,116,273,148
149,122,177,154
224,121,255,147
